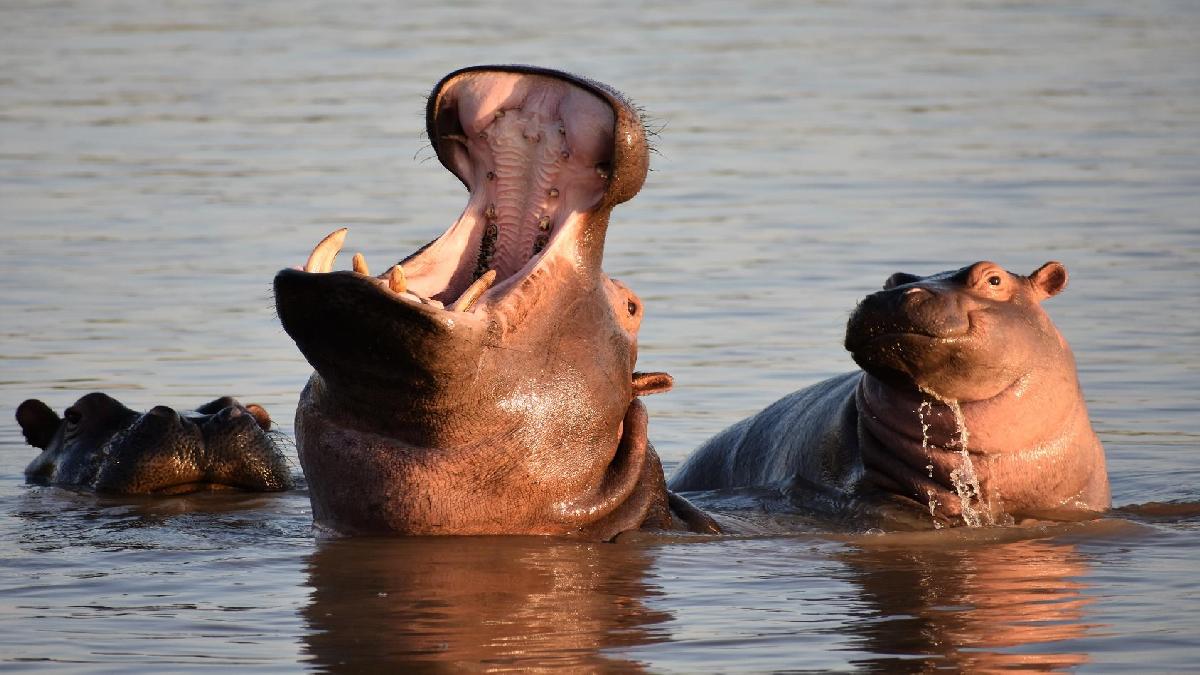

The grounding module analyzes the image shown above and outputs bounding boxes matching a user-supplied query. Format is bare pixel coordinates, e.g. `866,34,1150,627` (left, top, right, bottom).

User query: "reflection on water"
301,537,668,672
842,533,1097,673
0,486,313,670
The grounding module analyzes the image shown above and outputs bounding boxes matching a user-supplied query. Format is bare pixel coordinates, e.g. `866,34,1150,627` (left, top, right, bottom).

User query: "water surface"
2,0,1198,671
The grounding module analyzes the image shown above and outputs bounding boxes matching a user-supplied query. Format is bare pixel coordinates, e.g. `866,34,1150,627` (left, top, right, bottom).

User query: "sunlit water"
2,0,1197,671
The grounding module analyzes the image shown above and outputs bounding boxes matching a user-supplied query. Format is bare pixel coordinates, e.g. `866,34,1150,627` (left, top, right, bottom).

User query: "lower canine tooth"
388,265,407,293
352,252,370,276
304,228,348,273
452,269,497,313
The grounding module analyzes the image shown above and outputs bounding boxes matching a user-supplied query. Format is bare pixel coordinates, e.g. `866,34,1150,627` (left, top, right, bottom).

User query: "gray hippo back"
17,393,293,494
670,261,1109,528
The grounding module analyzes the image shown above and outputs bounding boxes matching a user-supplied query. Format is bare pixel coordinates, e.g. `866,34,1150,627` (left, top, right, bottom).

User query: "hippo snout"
847,283,969,346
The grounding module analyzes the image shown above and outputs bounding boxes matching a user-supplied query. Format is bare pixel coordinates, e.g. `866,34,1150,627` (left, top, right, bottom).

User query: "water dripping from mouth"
918,387,994,527
917,399,942,529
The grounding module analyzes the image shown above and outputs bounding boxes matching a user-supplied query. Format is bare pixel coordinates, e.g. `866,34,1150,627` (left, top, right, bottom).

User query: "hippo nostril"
884,272,921,290
900,286,933,309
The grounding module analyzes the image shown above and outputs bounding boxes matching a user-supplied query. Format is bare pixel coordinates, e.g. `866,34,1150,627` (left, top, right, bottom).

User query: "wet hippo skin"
671,261,1109,528
274,65,716,539
17,393,292,494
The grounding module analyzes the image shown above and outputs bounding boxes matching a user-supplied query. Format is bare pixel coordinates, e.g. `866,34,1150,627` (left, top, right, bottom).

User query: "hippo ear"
632,371,673,397
245,404,272,431
1030,262,1068,301
16,399,61,449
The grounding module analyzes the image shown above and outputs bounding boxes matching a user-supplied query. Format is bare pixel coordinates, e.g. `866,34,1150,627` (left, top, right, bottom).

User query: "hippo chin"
274,65,716,539
16,393,292,495
671,261,1110,528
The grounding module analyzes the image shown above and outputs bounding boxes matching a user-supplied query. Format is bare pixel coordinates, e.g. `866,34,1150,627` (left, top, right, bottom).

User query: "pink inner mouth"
294,70,621,315
405,71,616,306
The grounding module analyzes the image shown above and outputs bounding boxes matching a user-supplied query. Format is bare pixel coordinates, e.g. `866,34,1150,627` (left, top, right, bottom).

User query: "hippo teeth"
304,227,348,273
352,252,370,276
387,264,407,293
450,269,496,313
300,228,495,313
384,265,445,308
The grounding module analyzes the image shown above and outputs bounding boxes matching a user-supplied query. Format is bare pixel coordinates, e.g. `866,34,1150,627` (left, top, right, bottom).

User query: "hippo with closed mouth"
274,65,716,538
17,393,292,494
670,261,1109,528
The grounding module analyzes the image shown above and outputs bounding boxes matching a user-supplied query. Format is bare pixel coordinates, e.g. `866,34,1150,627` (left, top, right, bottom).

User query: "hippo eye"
64,408,81,425
627,299,638,316
987,274,1003,286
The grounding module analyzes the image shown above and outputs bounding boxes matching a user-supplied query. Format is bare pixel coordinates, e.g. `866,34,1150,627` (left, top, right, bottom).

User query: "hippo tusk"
351,252,370,276
451,269,497,313
382,265,442,308
304,228,348,273
387,264,407,294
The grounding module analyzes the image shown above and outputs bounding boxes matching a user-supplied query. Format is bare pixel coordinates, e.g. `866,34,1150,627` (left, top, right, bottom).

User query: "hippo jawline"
274,65,649,393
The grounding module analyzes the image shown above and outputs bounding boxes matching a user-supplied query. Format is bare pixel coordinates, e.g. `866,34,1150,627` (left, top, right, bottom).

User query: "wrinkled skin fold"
275,65,715,539
670,261,1109,529
16,393,292,494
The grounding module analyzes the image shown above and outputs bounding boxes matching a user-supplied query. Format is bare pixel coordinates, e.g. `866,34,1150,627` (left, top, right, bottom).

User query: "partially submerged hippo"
17,393,292,494
671,261,1109,528
274,65,715,538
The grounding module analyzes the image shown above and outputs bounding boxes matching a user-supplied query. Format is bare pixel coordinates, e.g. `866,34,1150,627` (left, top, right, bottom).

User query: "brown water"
2,0,1198,671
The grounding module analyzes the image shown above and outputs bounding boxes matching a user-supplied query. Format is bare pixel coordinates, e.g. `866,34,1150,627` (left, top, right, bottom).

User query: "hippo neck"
857,367,1082,458
855,362,1101,525
304,264,622,448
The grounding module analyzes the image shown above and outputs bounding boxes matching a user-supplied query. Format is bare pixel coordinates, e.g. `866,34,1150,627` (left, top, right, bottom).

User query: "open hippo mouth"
274,66,648,397
272,66,686,538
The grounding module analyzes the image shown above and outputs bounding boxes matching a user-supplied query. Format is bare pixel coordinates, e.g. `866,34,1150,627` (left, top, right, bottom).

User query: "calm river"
2,0,1197,671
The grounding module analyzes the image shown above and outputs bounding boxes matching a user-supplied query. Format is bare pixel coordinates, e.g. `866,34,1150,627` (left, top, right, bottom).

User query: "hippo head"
845,261,1071,402
273,66,677,538
16,393,292,494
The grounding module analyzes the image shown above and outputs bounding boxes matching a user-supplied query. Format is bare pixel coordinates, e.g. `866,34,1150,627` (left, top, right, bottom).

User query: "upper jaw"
427,64,648,210
419,65,647,290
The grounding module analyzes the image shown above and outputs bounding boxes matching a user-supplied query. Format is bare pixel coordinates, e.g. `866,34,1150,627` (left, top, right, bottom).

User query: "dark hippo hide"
671,261,1109,529
16,393,293,495
274,65,716,539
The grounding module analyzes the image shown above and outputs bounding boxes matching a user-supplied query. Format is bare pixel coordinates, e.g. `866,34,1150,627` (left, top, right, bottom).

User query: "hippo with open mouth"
670,261,1109,528
17,394,292,494
274,65,716,538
